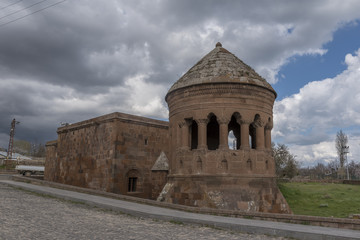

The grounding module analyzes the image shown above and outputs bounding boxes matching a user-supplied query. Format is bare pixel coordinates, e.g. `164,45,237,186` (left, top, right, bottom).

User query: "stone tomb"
45,43,291,213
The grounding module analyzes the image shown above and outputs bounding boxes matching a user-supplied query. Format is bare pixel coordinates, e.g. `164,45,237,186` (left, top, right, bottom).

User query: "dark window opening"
207,114,219,150
144,138,148,145
190,120,198,150
128,177,137,192
250,114,261,149
249,124,256,149
228,115,240,149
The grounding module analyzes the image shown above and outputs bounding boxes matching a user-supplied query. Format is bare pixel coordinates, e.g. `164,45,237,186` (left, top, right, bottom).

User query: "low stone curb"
10,175,360,231
1,176,360,240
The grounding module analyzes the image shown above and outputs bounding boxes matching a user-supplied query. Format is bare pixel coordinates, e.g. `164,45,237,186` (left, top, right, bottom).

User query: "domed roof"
167,42,276,97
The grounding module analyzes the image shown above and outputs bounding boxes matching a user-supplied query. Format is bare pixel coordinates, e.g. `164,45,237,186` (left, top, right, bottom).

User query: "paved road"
0,183,286,240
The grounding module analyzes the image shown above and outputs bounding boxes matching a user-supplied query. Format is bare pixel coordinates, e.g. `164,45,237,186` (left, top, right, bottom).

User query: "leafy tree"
335,130,348,168
272,143,299,178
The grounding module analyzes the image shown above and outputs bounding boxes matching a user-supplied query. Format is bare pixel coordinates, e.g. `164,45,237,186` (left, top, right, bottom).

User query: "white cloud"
124,74,168,118
274,49,360,165
289,140,337,167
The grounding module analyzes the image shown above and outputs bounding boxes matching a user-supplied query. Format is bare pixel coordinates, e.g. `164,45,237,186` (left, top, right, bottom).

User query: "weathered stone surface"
162,43,291,213
45,43,291,214
45,112,169,200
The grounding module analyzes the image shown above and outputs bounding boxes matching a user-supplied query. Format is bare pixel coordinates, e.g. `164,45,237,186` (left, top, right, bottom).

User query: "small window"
144,138,148,145
128,177,137,192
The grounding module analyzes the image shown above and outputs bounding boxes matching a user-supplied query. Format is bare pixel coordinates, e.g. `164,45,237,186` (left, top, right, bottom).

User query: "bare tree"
272,143,298,178
335,130,348,168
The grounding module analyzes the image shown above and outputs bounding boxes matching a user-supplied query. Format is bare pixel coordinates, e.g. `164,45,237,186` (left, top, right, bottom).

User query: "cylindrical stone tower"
161,43,291,213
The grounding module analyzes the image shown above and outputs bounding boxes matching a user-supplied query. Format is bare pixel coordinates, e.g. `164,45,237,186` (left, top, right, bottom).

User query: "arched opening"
190,120,198,150
228,114,240,149
207,114,219,150
249,114,260,149
228,130,236,150
249,124,256,149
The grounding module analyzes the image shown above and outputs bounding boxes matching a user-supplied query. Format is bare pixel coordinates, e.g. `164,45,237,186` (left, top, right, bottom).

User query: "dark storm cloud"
0,3,122,91
1,0,360,152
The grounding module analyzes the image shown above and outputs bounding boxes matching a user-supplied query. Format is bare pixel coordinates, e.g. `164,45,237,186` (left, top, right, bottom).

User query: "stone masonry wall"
45,112,169,200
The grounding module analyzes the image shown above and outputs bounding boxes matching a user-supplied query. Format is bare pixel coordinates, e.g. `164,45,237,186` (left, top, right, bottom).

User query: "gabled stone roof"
151,151,169,171
167,42,275,97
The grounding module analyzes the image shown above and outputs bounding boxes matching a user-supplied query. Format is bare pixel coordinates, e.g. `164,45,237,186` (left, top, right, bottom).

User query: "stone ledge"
57,112,169,134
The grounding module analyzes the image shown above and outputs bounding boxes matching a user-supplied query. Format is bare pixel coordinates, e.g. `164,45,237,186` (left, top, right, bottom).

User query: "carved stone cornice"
178,121,187,128
166,82,277,103
239,119,252,125
265,121,273,130
252,115,264,128
217,117,229,125
196,118,209,125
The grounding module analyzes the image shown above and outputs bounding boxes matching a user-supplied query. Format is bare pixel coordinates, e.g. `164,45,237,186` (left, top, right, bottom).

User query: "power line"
0,0,66,28
0,0,49,20
0,0,22,11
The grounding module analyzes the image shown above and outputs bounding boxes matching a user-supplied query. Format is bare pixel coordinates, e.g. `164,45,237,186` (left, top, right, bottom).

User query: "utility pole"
342,146,350,180
7,118,20,160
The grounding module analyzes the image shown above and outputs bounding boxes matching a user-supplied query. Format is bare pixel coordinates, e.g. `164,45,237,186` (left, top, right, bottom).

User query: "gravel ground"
0,183,288,240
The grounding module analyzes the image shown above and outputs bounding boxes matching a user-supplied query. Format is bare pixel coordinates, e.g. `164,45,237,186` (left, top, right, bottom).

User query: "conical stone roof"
167,42,276,98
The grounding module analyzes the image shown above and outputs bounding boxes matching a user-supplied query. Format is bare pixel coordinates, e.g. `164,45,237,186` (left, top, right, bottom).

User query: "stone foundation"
159,175,291,213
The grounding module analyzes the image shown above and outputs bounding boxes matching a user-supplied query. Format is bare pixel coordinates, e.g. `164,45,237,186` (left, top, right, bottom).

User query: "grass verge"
278,182,360,218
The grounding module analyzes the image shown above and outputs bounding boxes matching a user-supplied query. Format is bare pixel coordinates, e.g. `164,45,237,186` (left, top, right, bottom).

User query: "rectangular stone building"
45,112,169,200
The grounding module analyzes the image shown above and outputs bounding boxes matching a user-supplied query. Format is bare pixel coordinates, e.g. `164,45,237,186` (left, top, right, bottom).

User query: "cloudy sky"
1,0,360,166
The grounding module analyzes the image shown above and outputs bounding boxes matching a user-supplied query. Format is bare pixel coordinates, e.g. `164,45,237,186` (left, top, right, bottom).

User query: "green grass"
169,220,184,225
278,182,360,218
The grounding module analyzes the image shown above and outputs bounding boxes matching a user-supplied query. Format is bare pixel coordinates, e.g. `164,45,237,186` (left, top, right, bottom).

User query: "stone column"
218,117,228,149
256,126,265,150
265,126,272,149
240,122,250,149
251,115,265,150
197,119,208,149
179,121,189,150
176,123,181,147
